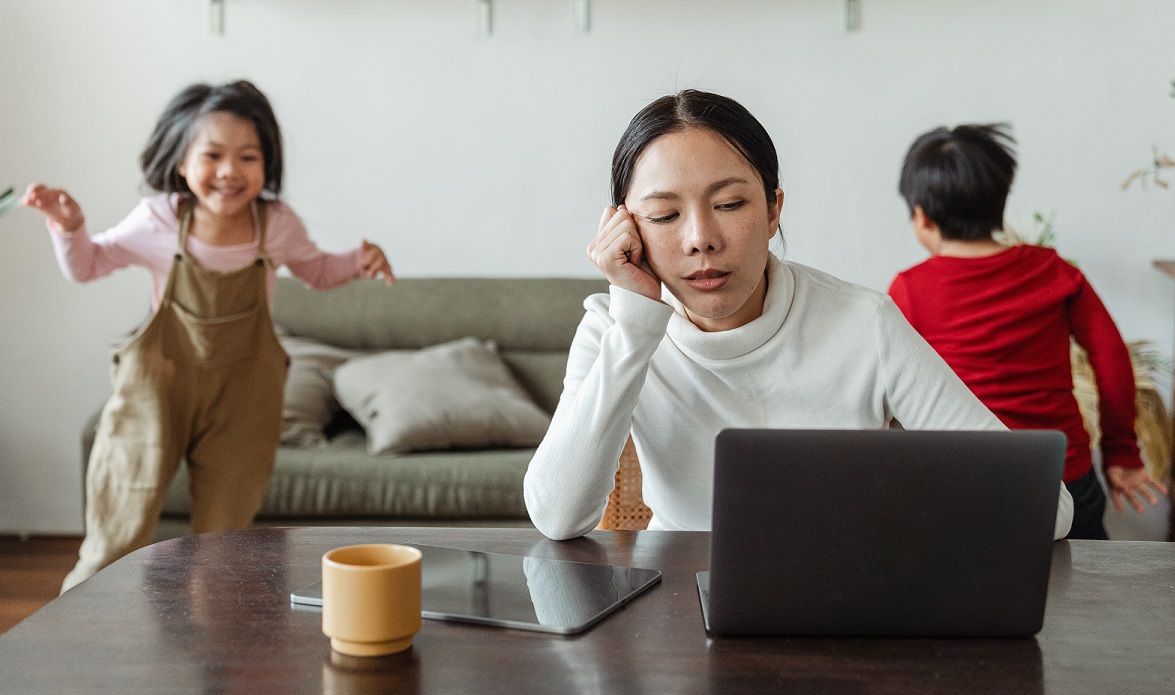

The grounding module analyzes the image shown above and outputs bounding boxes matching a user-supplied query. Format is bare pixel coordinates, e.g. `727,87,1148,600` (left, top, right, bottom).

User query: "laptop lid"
702,428,1065,637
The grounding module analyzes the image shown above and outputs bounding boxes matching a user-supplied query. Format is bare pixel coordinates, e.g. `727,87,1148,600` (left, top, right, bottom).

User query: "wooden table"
1,527,1172,694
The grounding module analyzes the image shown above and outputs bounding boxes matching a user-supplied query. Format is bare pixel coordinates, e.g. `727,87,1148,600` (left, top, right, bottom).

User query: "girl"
23,80,395,591
523,90,1074,541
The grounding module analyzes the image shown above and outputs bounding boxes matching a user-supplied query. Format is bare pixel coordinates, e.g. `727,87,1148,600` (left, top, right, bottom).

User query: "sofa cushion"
160,429,532,519
500,352,569,414
270,277,608,353
279,335,359,447
333,337,552,455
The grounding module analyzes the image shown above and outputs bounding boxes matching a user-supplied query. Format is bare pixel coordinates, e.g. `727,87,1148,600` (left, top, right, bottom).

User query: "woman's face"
624,128,783,332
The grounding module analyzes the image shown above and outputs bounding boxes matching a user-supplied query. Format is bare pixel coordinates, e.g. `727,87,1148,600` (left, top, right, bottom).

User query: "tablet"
290,544,661,635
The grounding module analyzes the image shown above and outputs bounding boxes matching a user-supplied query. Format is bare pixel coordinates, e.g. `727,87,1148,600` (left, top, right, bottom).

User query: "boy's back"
888,243,1133,486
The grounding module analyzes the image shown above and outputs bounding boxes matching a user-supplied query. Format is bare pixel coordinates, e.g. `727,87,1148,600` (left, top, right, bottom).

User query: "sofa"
81,275,608,540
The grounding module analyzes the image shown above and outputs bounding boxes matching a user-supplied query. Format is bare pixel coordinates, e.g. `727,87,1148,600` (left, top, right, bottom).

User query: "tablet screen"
290,544,661,635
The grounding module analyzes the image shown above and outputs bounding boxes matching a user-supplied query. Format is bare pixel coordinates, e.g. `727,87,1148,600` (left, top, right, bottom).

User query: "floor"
0,535,81,634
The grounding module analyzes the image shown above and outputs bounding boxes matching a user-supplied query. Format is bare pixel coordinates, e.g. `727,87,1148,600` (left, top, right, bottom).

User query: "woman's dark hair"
140,80,284,198
611,90,780,208
898,123,1017,241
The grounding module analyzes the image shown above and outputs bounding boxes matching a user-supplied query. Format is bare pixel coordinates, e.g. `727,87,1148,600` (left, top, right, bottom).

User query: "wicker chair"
1071,342,1172,484
596,437,652,531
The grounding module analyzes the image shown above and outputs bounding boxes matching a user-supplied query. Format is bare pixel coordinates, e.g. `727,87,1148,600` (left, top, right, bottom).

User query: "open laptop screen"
702,428,1064,637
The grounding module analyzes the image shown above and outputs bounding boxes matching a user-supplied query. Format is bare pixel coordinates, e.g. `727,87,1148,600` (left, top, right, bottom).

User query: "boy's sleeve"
1067,275,1144,471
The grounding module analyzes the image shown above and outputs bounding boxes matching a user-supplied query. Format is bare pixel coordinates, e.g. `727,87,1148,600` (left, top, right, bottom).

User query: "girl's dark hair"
898,123,1017,241
140,80,284,198
611,90,780,208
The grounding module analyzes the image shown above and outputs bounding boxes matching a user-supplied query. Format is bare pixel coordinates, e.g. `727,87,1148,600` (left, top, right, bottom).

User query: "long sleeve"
48,201,166,284
266,204,362,290
523,287,674,540
1067,278,1144,471
875,298,1074,539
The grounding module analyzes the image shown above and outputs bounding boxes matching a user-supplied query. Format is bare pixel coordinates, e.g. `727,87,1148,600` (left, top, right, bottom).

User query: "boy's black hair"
899,123,1016,241
140,80,283,198
612,89,780,209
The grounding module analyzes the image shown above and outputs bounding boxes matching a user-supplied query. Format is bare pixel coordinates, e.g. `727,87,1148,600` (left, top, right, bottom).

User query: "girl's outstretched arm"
21,184,85,232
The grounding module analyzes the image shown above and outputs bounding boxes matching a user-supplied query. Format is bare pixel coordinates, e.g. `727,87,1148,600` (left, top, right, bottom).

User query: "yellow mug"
322,544,423,656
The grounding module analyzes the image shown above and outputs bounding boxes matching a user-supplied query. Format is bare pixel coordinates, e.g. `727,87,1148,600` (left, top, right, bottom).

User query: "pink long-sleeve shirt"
49,194,363,309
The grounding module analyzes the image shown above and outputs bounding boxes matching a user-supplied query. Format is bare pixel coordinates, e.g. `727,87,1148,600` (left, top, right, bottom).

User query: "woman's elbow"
524,485,593,540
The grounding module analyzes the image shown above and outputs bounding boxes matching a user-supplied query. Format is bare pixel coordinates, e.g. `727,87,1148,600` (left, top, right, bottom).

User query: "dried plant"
1122,79,1175,191
1122,147,1175,190
998,211,1058,249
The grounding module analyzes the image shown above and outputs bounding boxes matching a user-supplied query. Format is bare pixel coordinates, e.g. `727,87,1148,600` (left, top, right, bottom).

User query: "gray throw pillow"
333,337,552,455
279,334,360,447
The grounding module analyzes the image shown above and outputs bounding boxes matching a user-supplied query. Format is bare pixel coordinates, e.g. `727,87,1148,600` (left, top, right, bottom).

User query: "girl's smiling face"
177,111,266,220
625,127,783,332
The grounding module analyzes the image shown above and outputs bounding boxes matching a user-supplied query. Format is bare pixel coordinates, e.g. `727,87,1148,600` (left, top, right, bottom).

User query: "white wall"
2,0,1173,533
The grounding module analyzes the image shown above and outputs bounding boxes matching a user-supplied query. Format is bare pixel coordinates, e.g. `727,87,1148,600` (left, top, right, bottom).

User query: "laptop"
697,428,1065,638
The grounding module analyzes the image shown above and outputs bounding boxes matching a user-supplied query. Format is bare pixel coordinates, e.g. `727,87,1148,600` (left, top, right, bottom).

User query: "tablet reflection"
419,545,658,633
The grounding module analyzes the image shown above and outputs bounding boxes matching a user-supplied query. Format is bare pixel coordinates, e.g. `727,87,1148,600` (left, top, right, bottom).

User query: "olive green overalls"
63,198,288,592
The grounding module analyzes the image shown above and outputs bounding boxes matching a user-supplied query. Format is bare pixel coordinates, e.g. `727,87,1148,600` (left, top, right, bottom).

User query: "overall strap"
176,196,195,255
254,199,272,267
159,196,196,307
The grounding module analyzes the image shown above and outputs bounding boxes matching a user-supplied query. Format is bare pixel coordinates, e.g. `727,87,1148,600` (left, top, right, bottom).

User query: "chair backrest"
597,437,652,531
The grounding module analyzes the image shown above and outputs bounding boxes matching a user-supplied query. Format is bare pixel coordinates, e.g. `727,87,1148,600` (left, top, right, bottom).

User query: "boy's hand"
21,183,85,232
1105,465,1169,514
587,205,662,302
360,240,395,287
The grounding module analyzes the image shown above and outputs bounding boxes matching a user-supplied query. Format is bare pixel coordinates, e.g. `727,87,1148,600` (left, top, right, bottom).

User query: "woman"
523,90,1073,541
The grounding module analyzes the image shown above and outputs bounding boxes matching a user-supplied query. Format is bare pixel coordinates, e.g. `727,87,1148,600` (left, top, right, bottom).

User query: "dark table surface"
0,527,1172,694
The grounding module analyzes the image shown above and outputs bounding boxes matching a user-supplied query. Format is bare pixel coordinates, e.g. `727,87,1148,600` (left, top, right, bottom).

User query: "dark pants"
1065,469,1109,540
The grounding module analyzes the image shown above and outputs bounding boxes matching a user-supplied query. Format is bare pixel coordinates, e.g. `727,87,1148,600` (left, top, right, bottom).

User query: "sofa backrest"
271,277,610,413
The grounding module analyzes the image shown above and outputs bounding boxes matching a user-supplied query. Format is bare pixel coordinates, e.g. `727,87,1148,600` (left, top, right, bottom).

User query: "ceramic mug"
322,544,423,656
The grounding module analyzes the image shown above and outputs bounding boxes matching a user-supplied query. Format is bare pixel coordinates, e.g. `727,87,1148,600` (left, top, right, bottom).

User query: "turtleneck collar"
663,255,794,361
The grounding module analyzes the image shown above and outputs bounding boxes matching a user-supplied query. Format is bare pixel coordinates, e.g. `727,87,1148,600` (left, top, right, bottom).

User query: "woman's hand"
21,183,85,232
587,205,662,301
360,240,395,286
1105,465,1169,514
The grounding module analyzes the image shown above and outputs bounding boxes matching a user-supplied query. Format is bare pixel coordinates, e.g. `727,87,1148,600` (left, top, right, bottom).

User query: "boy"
888,123,1167,539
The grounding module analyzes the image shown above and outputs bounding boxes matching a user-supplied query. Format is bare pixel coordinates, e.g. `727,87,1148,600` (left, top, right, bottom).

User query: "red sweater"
888,245,1142,483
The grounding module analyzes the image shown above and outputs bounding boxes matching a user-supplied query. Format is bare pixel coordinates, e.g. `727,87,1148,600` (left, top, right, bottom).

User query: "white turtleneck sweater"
523,257,1074,541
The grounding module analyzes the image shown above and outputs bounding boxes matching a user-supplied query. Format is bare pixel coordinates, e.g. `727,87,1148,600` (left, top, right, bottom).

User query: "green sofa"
81,276,607,539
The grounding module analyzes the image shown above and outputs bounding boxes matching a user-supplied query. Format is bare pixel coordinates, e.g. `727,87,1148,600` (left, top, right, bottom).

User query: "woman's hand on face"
21,183,85,232
587,205,662,302
360,240,395,287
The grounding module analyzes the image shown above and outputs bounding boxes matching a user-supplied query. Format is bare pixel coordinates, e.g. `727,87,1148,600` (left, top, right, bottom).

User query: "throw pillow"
333,337,552,455
279,334,360,447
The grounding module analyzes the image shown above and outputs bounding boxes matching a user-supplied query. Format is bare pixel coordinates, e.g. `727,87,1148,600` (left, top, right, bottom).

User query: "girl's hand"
1105,465,1169,514
360,240,395,287
587,205,662,301
21,183,85,232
